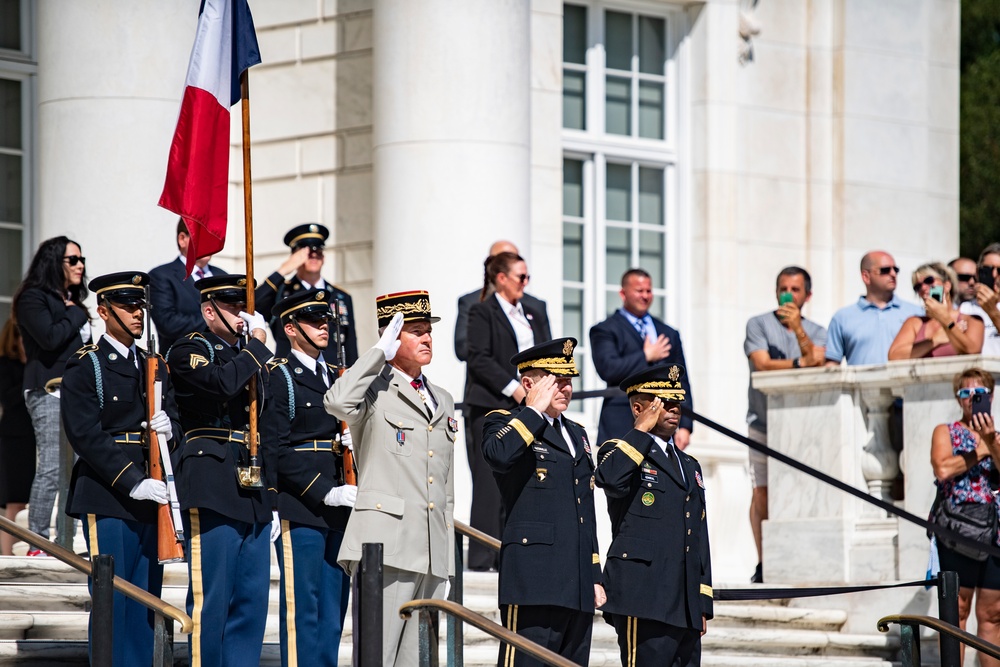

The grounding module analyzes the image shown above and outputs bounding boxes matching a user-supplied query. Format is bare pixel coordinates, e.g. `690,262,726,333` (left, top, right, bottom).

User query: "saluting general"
165,275,276,667
61,272,181,667
482,338,605,667
324,291,456,667
595,364,712,667
263,289,355,666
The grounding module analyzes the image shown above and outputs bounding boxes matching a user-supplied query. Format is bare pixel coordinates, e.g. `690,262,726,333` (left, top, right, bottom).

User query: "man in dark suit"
482,338,605,667
595,364,712,666
589,268,693,449
149,218,228,354
255,223,358,367
464,252,550,570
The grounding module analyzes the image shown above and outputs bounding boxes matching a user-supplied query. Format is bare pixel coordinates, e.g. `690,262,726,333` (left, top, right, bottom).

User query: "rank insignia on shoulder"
189,354,209,368
75,344,99,358
266,358,288,370
641,491,655,506
486,409,511,417
536,468,547,482
695,471,704,489
447,417,458,433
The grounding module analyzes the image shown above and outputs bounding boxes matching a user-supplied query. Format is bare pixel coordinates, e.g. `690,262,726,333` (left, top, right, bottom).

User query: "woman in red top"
889,262,983,360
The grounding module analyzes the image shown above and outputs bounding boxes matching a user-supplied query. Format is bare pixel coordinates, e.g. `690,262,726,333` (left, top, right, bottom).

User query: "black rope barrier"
713,579,931,601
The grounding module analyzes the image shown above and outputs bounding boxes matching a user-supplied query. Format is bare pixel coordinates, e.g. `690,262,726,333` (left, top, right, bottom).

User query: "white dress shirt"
496,293,536,397
290,349,330,387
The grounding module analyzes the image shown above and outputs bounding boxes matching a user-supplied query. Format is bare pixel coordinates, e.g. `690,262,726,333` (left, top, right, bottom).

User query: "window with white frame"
0,0,34,325
562,2,682,412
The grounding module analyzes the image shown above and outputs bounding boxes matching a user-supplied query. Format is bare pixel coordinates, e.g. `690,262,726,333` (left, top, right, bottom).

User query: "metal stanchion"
938,570,961,667
91,554,114,665
358,543,384,667
152,614,174,667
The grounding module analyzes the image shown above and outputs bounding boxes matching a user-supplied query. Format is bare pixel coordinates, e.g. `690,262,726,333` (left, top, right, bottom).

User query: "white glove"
374,312,404,361
239,310,268,335
270,511,280,543
324,485,358,507
141,410,173,443
341,427,353,452
130,479,168,504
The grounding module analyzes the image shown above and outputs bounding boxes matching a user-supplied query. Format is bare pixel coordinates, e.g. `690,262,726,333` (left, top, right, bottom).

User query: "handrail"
454,519,500,552
400,598,579,667
0,515,194,633
878,614,1000,661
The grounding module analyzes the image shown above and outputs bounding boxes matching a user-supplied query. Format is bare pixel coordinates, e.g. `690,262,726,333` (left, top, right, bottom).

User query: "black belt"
291,440,336,453
112,432,144,445
186,428,256,446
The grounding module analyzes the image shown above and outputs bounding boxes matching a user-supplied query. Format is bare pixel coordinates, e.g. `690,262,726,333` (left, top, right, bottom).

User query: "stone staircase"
0,548,921,666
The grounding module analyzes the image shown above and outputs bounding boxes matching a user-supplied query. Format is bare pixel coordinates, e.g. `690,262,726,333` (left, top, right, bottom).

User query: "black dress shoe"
750,562,763,584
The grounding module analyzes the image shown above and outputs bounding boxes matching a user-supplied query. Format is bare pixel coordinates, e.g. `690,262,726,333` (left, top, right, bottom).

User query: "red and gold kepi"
620,364,687,402
509,337,579,377
375,290,441,329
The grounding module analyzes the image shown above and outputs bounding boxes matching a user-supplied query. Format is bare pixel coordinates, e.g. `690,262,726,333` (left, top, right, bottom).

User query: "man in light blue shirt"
826,251,924,366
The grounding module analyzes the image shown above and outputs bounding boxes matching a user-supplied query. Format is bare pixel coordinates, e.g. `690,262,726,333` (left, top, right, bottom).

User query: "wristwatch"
792,358,801,369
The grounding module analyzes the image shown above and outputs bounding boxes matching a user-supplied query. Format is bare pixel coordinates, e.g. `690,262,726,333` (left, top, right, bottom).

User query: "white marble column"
370,0,532,390
35,0,197,275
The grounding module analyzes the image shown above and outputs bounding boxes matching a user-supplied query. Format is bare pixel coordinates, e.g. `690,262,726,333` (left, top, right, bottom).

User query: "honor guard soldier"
61,272,181,667
165,275,277,666
324,292,456,667
255,223,358,366
262,289,355,666
595,365,713,667
482,338,605,667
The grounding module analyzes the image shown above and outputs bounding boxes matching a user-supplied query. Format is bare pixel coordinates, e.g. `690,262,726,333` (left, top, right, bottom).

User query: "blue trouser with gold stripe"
276,521,350,667
608,614,700,667
83,514,163,667
183,508,270,667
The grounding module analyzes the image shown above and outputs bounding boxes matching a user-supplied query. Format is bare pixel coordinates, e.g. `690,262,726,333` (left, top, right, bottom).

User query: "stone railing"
753,356,1000,585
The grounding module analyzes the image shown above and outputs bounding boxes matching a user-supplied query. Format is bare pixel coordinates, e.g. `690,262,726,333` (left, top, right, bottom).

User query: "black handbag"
932,495,999,561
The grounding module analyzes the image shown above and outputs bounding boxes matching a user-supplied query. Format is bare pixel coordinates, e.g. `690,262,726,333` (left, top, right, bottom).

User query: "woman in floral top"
932,367,1000,663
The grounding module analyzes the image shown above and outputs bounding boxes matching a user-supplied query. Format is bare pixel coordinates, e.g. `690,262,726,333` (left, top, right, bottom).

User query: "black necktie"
669,441,686,484
317,364,330,388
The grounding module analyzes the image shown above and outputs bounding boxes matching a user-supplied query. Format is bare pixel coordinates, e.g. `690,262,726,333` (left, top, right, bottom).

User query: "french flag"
158,0,260,276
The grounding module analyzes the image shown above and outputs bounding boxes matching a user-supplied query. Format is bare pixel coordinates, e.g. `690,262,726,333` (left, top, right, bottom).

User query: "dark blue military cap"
273,288,333,323
510,337,580,377
620,364,687,402
283,223,329,250
88,271,149,306
194,274,256,304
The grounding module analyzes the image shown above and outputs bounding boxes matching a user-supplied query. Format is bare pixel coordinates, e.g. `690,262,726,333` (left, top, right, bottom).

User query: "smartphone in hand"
973,393,993,419
778,292,794,307
979,265,996,291
929,285,944,303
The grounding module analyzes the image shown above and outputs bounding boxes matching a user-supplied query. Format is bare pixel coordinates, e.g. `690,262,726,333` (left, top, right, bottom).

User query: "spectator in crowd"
825,251,923,366
590,268,693,449
464,252,550,571
148,218,228,354
965,244,1000,355
255,223,358,367
0,319,36,555
454,240,547,362
949,257,979,306
12,236,92,553
888,262,983,360
931,367,1000,665
743,266,826,583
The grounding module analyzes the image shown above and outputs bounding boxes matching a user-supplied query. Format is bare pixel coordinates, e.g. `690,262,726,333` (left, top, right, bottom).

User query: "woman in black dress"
0,318,36,555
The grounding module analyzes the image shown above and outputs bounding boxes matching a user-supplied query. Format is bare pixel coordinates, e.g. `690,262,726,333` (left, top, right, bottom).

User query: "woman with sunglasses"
11,236,92,552
888,262,983,360
931,367,1000,665
464,251,551,571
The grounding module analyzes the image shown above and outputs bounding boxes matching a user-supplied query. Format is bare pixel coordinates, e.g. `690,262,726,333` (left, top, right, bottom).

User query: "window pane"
563,70,586,130
605,289,621,318
638,167,663,225
563,287,584,342
563,4,587,65
563,222,583,282
638,16,665,74
563,158,584,217
605,76,631,135
0,0,19,51
638,81,664,140
605,163,631,221
649,296,665,321
0,227,20,297
0,154,21,223
606,226,631,286
0,79,21,149
605,11,632,71
639,230,665,288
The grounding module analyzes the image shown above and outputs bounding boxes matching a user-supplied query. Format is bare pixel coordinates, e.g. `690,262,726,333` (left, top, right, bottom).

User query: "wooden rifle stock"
339,365,357,486
146,355,185,563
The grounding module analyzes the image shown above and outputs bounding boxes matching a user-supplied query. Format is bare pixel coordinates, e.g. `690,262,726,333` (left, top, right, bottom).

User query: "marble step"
702,626,898,658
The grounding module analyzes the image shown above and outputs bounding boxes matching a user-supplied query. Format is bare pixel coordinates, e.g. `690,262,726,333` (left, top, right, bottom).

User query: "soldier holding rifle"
166,275,276,666
262,289,355,666
61,272,182,667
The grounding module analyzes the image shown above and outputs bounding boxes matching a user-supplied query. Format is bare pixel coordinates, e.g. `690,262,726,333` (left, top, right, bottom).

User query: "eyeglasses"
913,275,937,291
63,255,86,267
983,265,1000,274
872,266,900,276
510,273,530,284
956,273,976,282
957,387,991,399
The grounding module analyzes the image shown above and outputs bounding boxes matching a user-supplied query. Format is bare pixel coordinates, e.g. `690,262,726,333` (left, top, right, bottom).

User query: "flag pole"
238,69,263,488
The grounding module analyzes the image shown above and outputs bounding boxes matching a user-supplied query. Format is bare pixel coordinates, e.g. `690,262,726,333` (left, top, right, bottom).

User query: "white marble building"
0,0,960,583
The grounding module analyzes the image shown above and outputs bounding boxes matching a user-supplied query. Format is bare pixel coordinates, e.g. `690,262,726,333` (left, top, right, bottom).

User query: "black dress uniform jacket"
166,331,276,524
595,428,713,629
482,406,602,612
16,287,89,391
148,259,228,354
254,273,358,367
263,354,349,530
62,338,182,524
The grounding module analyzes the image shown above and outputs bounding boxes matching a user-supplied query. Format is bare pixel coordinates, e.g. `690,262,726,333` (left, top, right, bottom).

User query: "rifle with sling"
334,296,357,485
